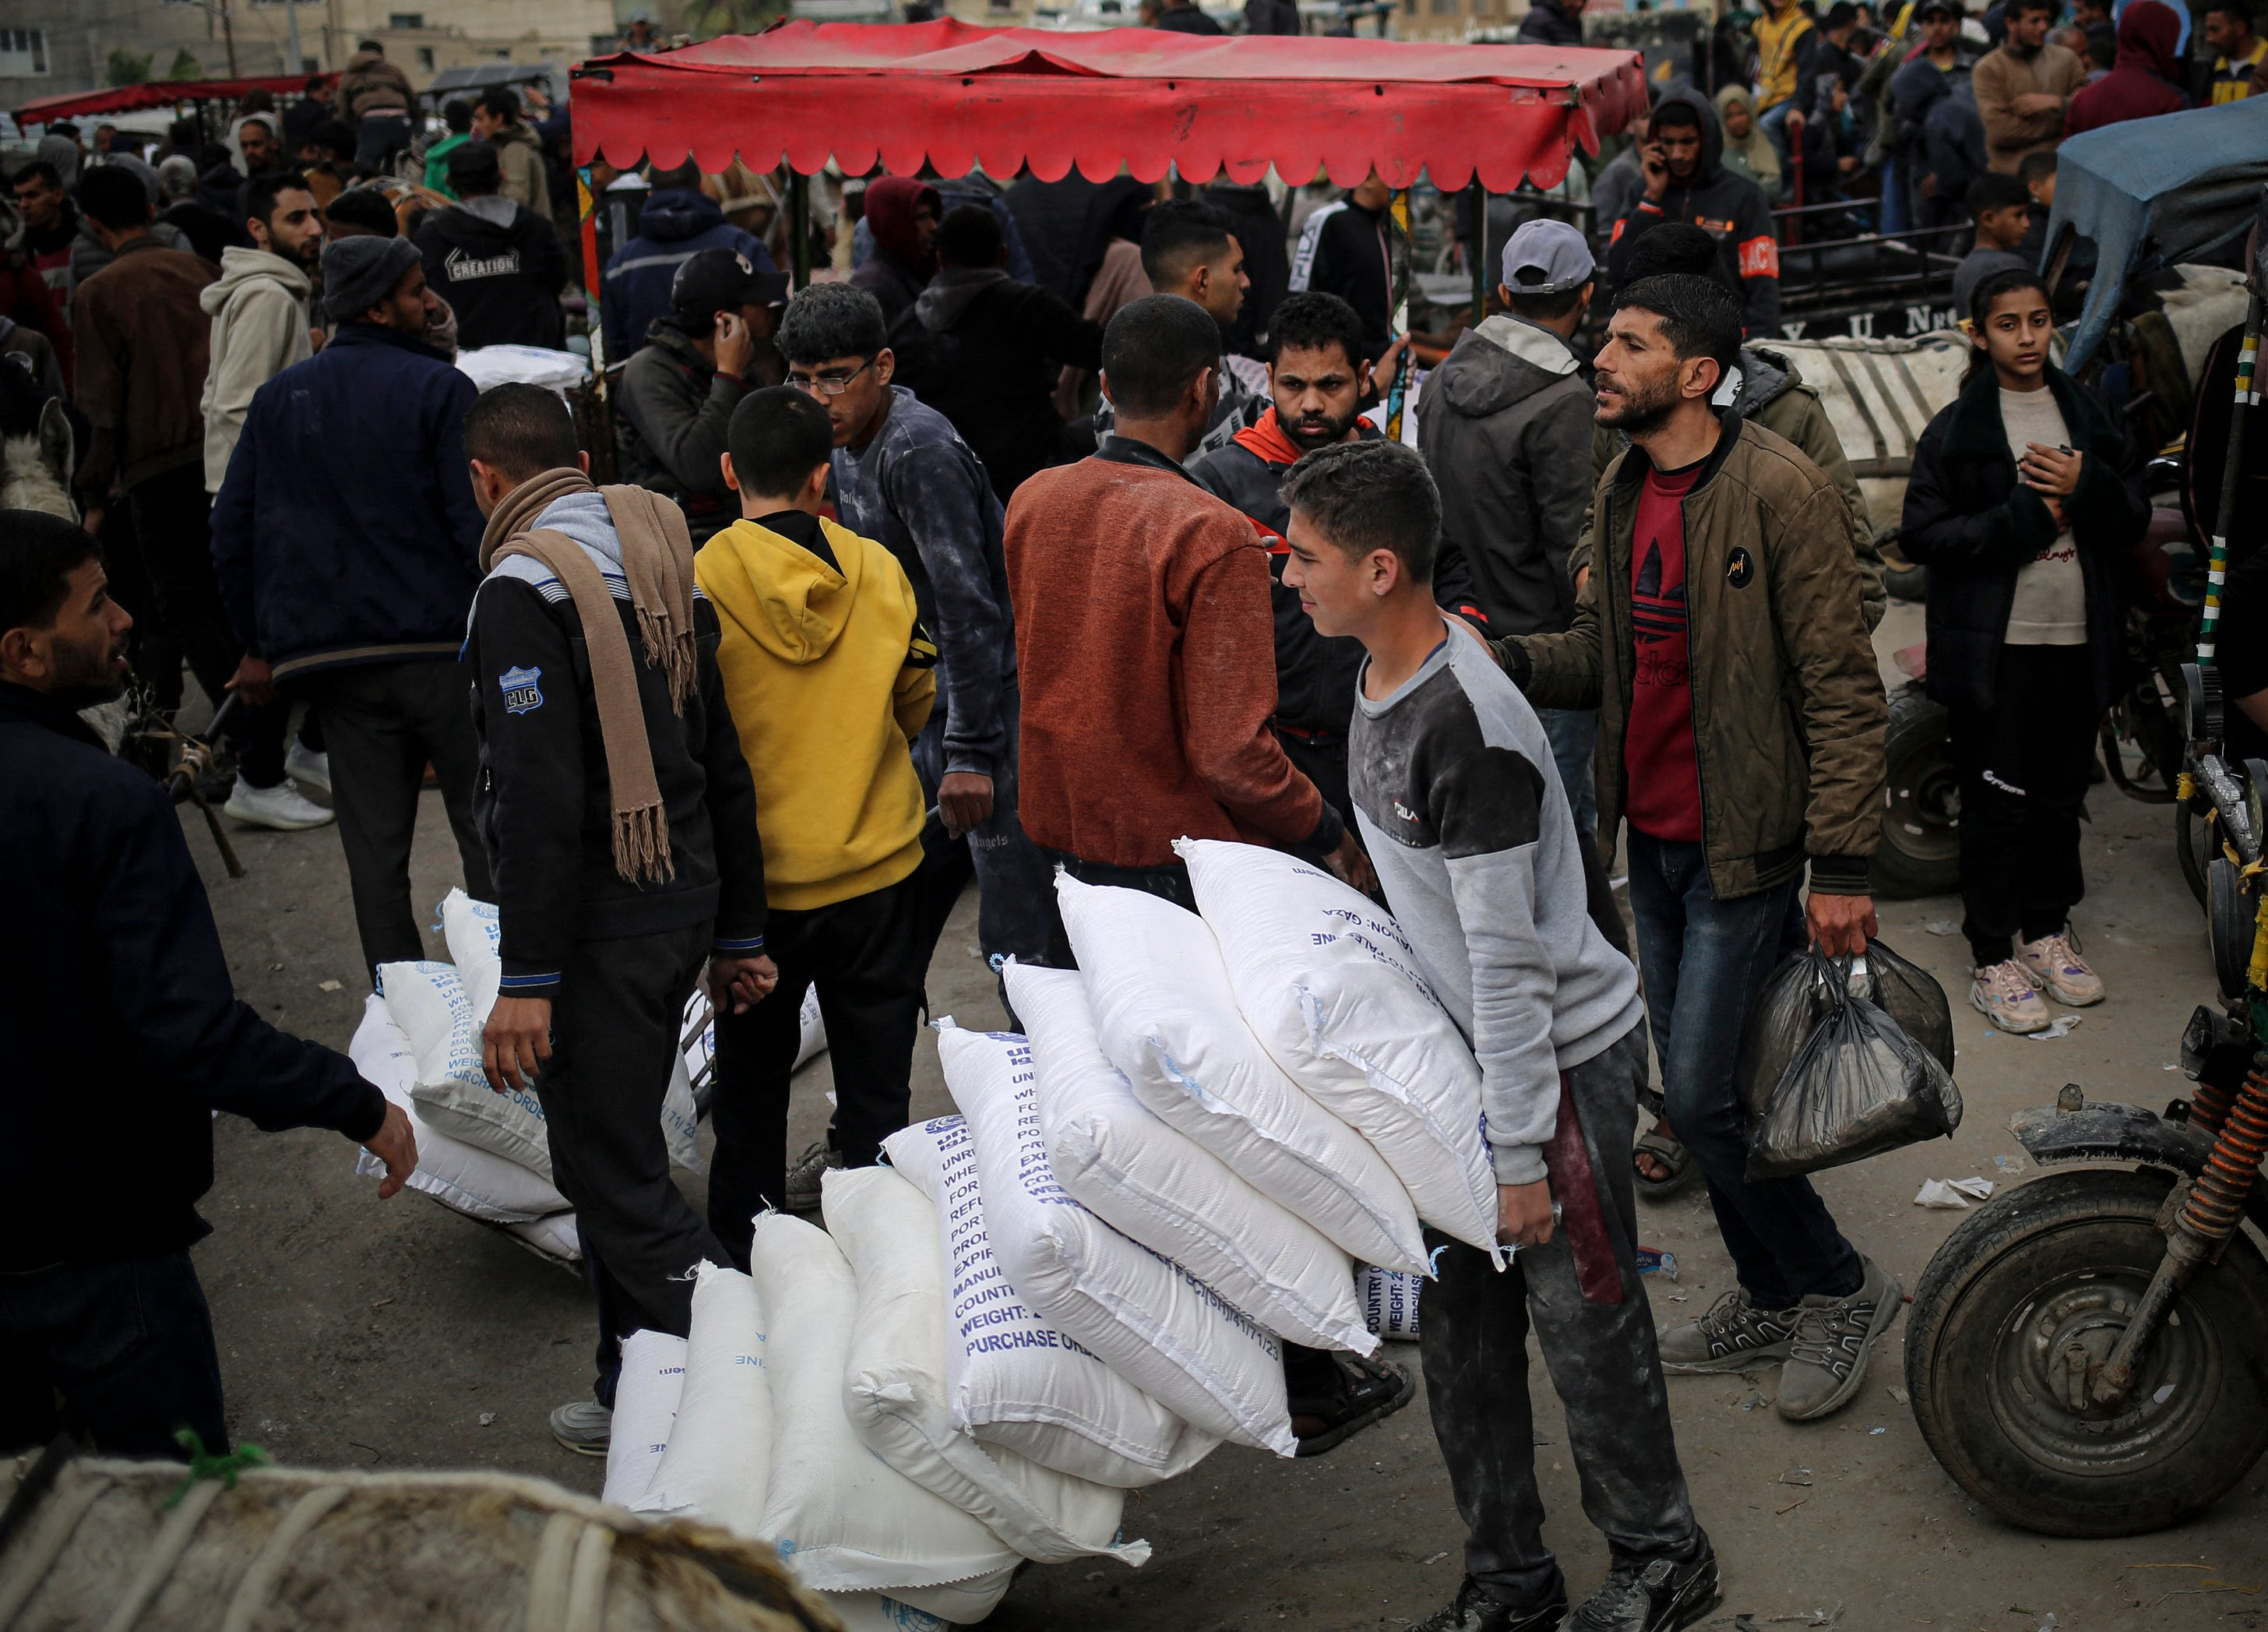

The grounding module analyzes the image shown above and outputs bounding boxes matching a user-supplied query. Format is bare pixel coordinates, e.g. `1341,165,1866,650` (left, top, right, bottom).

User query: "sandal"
1634,1126,1699,1201
1288,1352,1414,1458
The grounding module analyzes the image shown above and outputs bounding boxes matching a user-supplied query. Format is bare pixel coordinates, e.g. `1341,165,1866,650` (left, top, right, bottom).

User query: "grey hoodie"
200,245,314,492
1417,314,1596,638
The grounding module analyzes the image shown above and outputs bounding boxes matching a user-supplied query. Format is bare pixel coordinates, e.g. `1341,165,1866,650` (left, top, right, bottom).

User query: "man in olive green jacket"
1497,273,1897,1429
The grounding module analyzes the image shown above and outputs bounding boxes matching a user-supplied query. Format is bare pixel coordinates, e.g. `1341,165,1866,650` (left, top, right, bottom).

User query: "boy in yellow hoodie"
696,386,937,1255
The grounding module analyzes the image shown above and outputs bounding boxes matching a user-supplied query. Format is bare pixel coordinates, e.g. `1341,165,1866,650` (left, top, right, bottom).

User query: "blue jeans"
354,112,411,170
1539,707,1597,837
1625,830,1863,1308
0,1250,227,1459
909,682,1058,979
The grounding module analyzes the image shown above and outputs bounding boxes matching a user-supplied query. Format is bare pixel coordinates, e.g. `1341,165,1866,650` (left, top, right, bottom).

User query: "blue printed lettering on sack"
500,665,544,714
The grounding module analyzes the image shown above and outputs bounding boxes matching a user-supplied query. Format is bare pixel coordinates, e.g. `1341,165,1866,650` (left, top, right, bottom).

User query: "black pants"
708,872,928,1267
1420,1025,1701,1609
908,686,1060,985
1275,728,1352,841
127,465,287,786
1947,643,2096,967
301,660,491,976
536,922,724,1408
0,1250,227,1460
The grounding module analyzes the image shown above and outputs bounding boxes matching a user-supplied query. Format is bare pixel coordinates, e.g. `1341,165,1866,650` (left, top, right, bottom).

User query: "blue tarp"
2045,97,2268,372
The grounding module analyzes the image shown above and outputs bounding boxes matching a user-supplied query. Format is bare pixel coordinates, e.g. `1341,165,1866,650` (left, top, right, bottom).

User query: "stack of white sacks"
345,887,826,1264
603,841,1492,1626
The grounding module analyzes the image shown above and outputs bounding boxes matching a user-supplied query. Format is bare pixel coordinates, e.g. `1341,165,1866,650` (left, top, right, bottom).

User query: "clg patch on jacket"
446,245,524,281
500,664,544,714
1727,545,1755,588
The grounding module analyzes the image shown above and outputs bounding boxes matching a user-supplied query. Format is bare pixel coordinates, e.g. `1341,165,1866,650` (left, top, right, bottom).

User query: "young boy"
696,386,938,1248
1279,439,1717,1632
1953,172,2036,315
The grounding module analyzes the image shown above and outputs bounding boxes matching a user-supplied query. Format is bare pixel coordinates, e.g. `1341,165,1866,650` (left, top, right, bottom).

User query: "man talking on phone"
617,247,791,547
1602,89,1782,339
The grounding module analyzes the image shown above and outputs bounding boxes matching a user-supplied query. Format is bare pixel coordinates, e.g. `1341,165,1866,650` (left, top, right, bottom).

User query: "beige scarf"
479,468,698,884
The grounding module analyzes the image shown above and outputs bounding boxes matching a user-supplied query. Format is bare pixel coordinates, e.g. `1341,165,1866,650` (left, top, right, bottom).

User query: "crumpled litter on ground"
1915,1177,1995,1208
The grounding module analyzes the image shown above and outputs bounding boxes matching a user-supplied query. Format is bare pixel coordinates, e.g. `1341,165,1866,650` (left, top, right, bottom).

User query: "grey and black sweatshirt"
1350,622,1643,1186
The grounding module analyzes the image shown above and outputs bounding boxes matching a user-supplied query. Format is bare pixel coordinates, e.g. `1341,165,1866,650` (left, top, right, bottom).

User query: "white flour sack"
882,1117,1212,1489
822,1165,1146,1568
750,1214,1023,1610
633,1261,771,1541
1358,1266,1425,1341
939,1023,1295,1457
438,887,502,1017
1055,875,1428,1274
379,959,555,1179
1006,962,1372,1356
347,995,569,1223
1178,838,1500,1254
603,1330,688,1509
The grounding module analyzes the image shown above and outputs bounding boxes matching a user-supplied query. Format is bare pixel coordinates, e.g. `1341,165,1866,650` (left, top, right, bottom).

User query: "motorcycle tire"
1870,686,1961,899
2177,799,2216,910
1906,1168,2268,1538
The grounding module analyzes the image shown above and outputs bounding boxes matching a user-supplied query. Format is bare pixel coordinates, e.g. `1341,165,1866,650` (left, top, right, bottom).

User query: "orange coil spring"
2189,1077,2240,1137
2182,1066,2268,1239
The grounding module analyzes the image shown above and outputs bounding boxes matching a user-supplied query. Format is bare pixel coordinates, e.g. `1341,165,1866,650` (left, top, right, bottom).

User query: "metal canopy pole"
788,170,812,290
1468,177,1488,330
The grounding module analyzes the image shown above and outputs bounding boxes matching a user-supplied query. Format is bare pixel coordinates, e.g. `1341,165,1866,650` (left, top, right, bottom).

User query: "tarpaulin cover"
16,74,338,127
2046,97,2268,372
571,19,1646,192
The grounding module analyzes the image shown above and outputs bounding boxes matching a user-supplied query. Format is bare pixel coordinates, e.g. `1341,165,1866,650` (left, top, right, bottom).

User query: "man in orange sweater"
1005,292,1403,1458
1005,292,1368,904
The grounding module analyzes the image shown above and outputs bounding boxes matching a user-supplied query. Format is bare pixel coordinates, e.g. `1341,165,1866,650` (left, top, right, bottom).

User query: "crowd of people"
0,5,2249,1630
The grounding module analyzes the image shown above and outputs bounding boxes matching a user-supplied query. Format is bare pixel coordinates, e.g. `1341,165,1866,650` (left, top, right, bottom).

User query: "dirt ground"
184,601,2268,1631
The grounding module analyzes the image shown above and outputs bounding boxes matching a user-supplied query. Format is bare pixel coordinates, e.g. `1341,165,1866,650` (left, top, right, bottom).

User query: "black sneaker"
1409,1577,1568,1632
1565,1536,1720,1632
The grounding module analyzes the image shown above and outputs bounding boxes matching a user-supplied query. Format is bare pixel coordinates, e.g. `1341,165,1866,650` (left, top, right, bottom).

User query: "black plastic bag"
1737,942,1955,1121
1741,946,1963,1181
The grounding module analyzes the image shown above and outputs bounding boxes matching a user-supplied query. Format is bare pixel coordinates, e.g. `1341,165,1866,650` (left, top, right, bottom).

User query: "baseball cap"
1501,218,1595,296
670,247,791,322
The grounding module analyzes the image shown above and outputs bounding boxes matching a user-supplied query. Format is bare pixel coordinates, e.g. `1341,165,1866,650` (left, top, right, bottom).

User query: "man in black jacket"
1604,89,1783,338
1301,173,1398,353
1516,0,1586,45
896,203,1102,502
0,510,416,1460
414,142,568,352
617,248,791,547
460,385,775,1455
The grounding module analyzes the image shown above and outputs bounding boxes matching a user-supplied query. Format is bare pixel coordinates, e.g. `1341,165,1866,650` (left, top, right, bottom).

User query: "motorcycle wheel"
1907,1168,2268,1538
1870,686,1961,899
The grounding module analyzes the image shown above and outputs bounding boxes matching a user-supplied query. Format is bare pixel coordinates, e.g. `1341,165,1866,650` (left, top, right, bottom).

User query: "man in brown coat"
338,40,416,170
71,166,320,829
1974,0,2087,172
1498,273,1896,1426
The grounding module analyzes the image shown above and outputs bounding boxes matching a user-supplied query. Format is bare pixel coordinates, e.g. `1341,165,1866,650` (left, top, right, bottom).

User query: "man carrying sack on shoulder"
458,385,776,1457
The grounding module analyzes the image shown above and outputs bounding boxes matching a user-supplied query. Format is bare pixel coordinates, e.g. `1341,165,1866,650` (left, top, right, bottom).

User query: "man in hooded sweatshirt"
461,383,773,1457
1419,220,1606,834
851,176,939,330
201,170,332,802
470,89,553,221
1603,89,1783,338
600,160,775,363
897,203,1102,502
413,141,567,353
696,385,936,1238
2066,0,2191,132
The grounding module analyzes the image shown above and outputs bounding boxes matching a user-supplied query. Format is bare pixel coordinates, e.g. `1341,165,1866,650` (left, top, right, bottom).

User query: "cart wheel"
1907,1168,2268,1538
1870,687,1961,899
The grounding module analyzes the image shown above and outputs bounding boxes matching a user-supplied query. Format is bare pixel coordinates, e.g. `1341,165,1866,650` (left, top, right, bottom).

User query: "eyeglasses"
790,358,875,397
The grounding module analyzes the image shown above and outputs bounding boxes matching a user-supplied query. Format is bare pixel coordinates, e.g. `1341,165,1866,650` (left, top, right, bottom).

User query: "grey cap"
322,234,420,324
1502,218,1594,296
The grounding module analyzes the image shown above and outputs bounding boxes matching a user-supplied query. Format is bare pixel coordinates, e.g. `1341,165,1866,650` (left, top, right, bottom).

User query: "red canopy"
572,19,1646,192
16,74,337,128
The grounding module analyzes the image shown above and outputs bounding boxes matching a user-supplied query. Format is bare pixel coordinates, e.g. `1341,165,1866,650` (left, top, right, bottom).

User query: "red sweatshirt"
1004,439,1337,869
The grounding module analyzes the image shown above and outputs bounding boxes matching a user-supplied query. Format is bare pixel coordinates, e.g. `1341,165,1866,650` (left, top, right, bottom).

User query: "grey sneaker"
550,1398,611,1455
1777,1257,1904,1422
784,1140,843,1214
1657,1288,1799,1373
